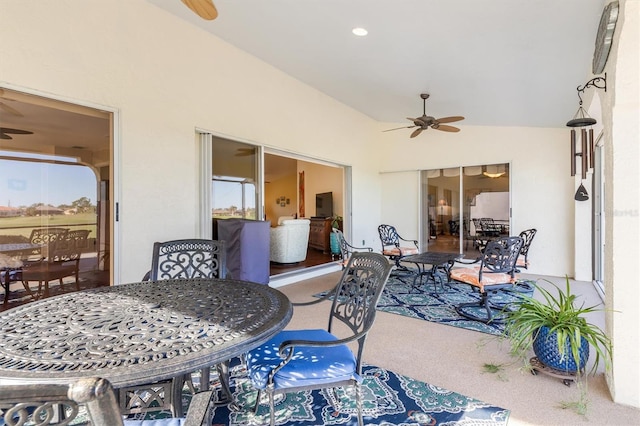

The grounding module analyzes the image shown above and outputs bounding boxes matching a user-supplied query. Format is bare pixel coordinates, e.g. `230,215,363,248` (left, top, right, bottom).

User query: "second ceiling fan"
384,94,464,138
181,0,218,20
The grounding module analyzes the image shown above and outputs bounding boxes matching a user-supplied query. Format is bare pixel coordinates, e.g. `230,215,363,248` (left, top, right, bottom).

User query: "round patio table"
0,278,292,388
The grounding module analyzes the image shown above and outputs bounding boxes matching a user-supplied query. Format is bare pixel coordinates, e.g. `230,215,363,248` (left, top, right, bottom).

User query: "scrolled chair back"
518,228,537,256
480,236,523,277
328,251,393,370
28,227,70,245
147,238,226,281
377,224,400,247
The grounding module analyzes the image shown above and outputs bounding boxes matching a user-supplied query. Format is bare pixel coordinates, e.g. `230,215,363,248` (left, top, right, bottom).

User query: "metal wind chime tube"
570,130,577,176
581,128,589,180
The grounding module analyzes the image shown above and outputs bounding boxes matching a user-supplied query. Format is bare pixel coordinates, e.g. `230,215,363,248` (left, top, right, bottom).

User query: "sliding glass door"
210,138,260,222
421,163,510,257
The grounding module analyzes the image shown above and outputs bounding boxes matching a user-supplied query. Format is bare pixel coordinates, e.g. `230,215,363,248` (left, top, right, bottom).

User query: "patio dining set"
0,221,535,425
376,223,537,323
0,232,394,426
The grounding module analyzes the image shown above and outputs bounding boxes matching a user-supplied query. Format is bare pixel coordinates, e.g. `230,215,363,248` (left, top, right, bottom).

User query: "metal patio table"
0,278,292,401
0,243,43,304
401,251,462,293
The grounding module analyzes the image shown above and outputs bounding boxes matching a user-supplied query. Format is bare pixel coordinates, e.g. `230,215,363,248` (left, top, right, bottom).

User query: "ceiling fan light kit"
383,94,464,138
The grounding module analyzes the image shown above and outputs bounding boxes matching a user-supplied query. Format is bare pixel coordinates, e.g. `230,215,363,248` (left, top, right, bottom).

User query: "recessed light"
352,27,368,36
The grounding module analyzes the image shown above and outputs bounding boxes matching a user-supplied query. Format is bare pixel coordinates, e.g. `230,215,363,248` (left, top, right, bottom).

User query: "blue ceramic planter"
533,325,589,373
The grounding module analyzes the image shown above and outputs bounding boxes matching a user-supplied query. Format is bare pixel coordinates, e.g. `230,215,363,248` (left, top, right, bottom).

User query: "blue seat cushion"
123,420,185,426
246,329,359,390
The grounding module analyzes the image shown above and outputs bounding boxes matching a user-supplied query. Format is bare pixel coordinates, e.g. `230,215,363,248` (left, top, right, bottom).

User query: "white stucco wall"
602,0,640,408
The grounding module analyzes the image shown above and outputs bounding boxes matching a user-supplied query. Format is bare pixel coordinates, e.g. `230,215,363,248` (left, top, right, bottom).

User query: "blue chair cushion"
123,420,185,426
246,329,359,390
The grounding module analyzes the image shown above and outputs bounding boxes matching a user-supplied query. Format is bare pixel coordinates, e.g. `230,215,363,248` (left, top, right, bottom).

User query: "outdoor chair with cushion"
245,252,393,426
450,236,523,323
0,376,214,426
333,227,373,269
20,229,90,299
515,228,537,271
377,224,419,272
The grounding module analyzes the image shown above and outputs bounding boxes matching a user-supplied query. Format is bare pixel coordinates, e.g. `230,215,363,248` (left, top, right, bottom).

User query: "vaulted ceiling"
149,0,607,128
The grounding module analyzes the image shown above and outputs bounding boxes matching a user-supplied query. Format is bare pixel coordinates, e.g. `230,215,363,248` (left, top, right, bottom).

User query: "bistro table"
0,243,43,304
0,242,43,258
401,251,462,293
0,278,292,414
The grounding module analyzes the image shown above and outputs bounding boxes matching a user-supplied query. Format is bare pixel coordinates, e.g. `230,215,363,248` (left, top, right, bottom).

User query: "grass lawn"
0,213,97,240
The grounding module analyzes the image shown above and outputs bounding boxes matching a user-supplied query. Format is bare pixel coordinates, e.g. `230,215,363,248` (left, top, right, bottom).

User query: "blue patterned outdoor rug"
317,275,534,336
206,362,509,425
126,362,508,425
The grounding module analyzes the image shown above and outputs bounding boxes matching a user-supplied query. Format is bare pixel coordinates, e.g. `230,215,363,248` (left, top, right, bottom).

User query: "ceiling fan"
181,0,218,20
383,94,464,138
0,127,33,140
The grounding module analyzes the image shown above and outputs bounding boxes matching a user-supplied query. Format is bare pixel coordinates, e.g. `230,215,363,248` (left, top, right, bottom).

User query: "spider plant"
504,276,612,376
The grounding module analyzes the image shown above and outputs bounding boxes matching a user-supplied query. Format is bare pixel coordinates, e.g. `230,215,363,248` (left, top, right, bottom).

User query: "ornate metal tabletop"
0,278,292,387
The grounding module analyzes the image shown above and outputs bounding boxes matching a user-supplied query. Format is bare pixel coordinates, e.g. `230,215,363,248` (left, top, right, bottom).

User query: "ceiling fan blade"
0,102,23,117
0,127,33,135
433,124,460,132
382,125,416,132
435,116,465,124
410,128,423,138
181,0,218,20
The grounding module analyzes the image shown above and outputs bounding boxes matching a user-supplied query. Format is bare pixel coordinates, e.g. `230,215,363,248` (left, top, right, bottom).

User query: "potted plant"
504,276,612,377
329,215,343,257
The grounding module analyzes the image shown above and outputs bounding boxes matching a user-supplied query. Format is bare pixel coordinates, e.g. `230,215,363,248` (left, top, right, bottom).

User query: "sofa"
270,218,310,263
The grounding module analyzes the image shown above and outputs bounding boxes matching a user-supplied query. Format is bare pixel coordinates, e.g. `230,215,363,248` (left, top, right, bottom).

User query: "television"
315,192,333,218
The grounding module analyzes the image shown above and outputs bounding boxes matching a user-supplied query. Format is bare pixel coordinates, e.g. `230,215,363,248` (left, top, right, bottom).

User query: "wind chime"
566,74,607,201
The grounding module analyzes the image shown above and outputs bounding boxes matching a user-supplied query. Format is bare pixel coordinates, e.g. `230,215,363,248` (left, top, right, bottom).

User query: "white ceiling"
149,0,607,128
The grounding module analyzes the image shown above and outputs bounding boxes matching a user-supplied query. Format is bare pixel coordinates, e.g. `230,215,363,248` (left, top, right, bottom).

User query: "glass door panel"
211,139,258,220
421,163,510,258
420,167,460,253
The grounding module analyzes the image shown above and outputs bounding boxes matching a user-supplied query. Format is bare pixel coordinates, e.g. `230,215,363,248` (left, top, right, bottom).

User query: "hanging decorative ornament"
566,75,606,178
575,183,589,202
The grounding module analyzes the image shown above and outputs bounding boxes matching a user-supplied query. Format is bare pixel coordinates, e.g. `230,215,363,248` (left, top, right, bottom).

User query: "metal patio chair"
377,224,419,272
450,236,523,323
245,252,393,426
0,376,214,426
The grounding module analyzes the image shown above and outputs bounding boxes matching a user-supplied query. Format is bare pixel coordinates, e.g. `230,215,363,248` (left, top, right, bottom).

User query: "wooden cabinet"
308,218,332,253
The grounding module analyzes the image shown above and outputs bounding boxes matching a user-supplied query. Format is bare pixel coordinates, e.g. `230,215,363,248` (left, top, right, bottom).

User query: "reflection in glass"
211,139,258,220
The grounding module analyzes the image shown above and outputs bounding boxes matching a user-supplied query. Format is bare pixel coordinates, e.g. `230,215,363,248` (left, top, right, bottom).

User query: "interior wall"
265,173,297,224
298,161,343,219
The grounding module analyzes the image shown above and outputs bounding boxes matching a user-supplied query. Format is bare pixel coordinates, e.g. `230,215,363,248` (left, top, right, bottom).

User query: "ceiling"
149,0,607,128
0,89,110,166
0,0,608,161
